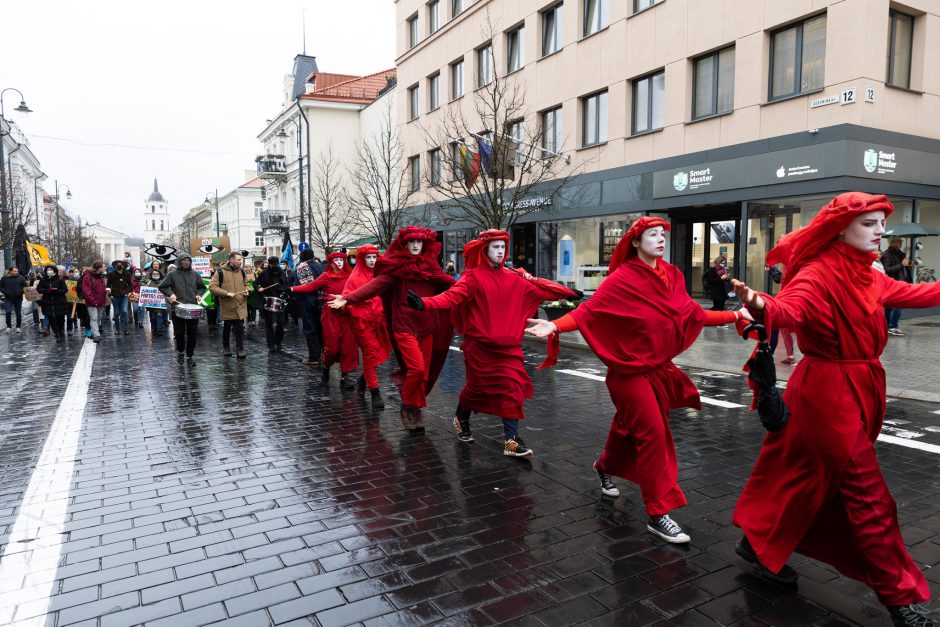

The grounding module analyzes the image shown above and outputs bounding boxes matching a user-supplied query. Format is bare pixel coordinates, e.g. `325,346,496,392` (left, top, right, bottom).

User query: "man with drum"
159,253,207,366
209,251,250,359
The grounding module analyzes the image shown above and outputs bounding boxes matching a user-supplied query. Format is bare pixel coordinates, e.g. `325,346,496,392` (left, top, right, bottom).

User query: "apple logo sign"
776,166,786,178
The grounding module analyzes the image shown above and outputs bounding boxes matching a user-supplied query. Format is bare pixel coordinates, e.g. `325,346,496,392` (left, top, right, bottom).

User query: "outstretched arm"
330,273,394,309
291,271,331,294
420,276,474,310
879,272,940,309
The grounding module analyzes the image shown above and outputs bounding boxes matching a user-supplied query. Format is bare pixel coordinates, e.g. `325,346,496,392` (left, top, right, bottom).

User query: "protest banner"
65,280,84,304
191,257,211,277
138,287,166,310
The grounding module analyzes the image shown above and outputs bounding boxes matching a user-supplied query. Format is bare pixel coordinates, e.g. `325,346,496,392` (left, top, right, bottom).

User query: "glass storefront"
916,200,940,284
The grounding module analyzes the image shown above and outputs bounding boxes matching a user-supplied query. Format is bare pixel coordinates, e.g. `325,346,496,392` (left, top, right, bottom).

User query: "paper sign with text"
138,287,167,309
191,257,211,277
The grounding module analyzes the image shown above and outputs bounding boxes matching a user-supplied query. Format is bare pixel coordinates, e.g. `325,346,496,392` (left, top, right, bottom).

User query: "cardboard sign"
190,236,231,263
23,286,39,302
296,261,316,285
65,280,84,304
139,287,166,309
191,257,211,277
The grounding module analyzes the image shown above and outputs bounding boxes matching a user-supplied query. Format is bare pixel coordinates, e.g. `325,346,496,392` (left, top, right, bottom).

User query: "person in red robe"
731,192,939,626
339,244,391,409
407,229,577,457
526,217,749,544
291,251,359,389
329,227,455,431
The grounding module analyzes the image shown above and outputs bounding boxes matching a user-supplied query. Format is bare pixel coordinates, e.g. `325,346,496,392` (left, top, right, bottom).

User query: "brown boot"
399,405,416,430
412,406,425,430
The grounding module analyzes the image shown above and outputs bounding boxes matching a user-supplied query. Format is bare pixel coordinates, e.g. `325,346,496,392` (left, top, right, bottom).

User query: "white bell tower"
143,178,170,244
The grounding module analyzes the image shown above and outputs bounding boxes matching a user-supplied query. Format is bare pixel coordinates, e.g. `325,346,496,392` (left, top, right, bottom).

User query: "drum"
263,296,286,313
174,303,204,320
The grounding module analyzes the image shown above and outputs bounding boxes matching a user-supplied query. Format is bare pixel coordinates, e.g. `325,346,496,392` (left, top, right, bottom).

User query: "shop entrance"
669,205,741,298
510,223,536,272
744,203,804,295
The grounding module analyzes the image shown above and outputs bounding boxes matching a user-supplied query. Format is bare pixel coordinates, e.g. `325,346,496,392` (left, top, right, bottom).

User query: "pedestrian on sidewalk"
37,264,70,343
526,217,750,544
255,256,290,352
703,255,732,311
209,251,250,359
130,267,144,328
881,236,913,336
1,266,28,332
329,226,455,432
732,192,940,626
82,262,108,342
409,230,576,457
335,244,389,408
144,263,168,337
293,249,324,366
159,254,205,367
293,251,358,387
107,260,133,336
766,263,799,365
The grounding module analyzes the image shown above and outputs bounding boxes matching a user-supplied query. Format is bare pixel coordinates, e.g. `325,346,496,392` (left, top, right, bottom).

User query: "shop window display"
915,200,940,283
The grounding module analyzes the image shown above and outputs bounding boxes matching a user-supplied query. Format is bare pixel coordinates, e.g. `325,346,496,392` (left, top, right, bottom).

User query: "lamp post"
54,180,72,263
205,189,220,237
0,87,33,269
277,117,305,245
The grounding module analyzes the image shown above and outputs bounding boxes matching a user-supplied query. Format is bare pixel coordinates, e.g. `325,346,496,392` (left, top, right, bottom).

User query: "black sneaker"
340,374,357,390
187,357,196,367
176,352,184,365
321,367,330,384
453,417,474,442
735,536,798,585
889,604,936,627
503,437,533,457
594,463,619,497
647,515,691,544
357,375,367,397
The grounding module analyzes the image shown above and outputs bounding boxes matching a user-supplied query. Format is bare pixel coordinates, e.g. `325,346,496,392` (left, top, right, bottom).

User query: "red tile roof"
239,177,265,189
307,72,361,91
302,69,397,105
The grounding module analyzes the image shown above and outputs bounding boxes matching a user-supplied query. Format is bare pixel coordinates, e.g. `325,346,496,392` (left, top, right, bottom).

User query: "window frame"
582,0,609,38
254,231,264,247
886,9,914,89
429,148,442,186
477,43,494,88
428,73,441,111
451,0,463,19
428,0,440,35
541,3,564,57
768,14,827,101
450,58,465,100
633,0,663,14
408,84,420,120
409,155,421,191
407,13,419,49
581,90,608,147
632,70,665,135
507,24,525,73
692,46,735,120
541,105,563,156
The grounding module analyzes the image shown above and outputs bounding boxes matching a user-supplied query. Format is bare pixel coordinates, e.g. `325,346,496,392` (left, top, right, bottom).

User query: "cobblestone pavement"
0,317,937,626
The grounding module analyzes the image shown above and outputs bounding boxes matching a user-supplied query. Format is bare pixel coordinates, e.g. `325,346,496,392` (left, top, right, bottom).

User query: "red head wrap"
767,192,893,285
356,244,380,256
373,225,443,279
462,229,510,270
608,217,671,273
398,226,437,243
325,250,351,276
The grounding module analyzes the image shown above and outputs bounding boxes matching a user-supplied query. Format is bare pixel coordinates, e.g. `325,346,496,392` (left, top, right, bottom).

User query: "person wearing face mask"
330,226,455,431
159,253,207,366
107,260,134,336
143,262,168,337
291,251,358,387
255,256,290,352
281,261,300,327
209,251,250,359
37,264,70,343
81,261,109,342
703,255,732,313
129,267,144,329
731,193,940,626
525,217,750,544
407,230,577,457
334,245,389,407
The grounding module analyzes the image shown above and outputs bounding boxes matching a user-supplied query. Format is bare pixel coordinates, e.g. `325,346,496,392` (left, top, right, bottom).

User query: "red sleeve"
422,275,474,310
878,272,940,309
554,313,578,332
291,272,331,294
703,310,738,326
343,273,394,304
760,270,827,331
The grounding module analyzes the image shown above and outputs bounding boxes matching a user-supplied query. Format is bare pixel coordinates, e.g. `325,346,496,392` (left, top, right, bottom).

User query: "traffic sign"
298,242,310,252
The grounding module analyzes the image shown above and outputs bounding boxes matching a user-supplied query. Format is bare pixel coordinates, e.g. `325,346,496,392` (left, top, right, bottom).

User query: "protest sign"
191,257,211,277
139,287,166,309
65,280,84,304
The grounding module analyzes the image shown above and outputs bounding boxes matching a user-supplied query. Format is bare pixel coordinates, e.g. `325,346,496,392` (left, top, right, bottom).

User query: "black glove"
571,288,585,300
407,290,425,311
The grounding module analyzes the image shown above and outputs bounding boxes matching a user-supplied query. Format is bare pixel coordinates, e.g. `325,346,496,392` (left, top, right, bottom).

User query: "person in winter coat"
209,251,250,358
107,260,134,335
255,256,290,352
37,264,70,342
159,253,206,366
1,266,29,332
130,267,144,328
81,261,109,342
143,263,168,337
702,256,732,311
293,248,325,365
880,236,912,335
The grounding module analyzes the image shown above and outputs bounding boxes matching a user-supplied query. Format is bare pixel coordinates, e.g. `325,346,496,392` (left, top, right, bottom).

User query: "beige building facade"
395,0,940,302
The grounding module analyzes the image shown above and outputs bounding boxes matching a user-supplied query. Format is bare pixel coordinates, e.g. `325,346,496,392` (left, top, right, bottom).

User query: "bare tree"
347,97,418,248
417,13,590,232
308,142,357,254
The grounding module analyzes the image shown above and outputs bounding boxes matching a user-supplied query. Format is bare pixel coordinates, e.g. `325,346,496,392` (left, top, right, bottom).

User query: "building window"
542,4,563,57
255,231,264,247
769,14,826,100
408,84,420,120
410,156,421,190
581,90,607,147
428,73,440,110
887,10,913,89
408,14,419,48
583,0,608,37
450,142,462,181
160,220,164,231
151,220,155,230
429,148,442,186
507,119,524,165
254,202,262,218
451,0,462,18
151,205,155,212
477,44,494,87
632,70,665,134
428,0,440,34
507,25,525,73
633,0,663,13
541,105,563,156
693,46,735,119
451,59,464,99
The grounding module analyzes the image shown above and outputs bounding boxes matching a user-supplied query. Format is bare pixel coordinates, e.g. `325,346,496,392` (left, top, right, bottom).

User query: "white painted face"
364,254,378,268
841,210,886,252
486,240,507,266
634,227,667,259
332,257,345,270
406,239,424,255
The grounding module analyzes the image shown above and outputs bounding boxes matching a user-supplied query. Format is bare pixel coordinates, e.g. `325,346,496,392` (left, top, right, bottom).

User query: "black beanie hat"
267,256,279,266
299,249,314,262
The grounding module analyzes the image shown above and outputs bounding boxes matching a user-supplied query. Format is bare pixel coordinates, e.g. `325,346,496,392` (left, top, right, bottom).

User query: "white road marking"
0,340,96,624
880,426,924,439
557,368,604,382
556,369,745,408
877,434,940,455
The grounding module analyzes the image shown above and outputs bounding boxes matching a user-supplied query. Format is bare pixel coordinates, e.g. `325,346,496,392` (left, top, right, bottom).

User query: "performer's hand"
736,308,755,322
524,318,557,338
407,290,425,311
732,279,765,310
328,295,347,309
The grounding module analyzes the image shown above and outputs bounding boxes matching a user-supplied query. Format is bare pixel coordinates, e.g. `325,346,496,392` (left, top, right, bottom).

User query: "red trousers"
322,312,358,373
353,320,390,390
596,370,687,517
394,332,433,407
796,429,929,606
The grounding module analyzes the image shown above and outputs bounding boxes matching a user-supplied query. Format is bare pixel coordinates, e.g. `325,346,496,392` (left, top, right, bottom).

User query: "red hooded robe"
342,245,392,389
293,251,358,372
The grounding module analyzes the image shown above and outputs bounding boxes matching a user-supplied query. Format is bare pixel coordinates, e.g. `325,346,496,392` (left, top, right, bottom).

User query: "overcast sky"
3,0,396,237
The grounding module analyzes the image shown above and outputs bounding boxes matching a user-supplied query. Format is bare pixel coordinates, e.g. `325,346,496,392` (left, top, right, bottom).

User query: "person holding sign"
159,254,206,366
37,264,70,343
209,251,250,359
143,262,168,337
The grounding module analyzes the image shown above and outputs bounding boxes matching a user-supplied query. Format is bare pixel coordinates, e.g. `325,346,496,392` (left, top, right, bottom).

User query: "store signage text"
776,164,819,179
672,167,713,192
863,148,897,174
516,196,552,209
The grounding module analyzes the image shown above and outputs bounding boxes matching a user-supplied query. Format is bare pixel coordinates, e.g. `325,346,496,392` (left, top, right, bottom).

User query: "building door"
670,206,741,298
744,204,802,295
510,223,536,272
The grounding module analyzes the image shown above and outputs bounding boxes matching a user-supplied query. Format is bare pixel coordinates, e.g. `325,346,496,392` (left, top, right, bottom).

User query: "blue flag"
281,235,295,269
476,137,493,176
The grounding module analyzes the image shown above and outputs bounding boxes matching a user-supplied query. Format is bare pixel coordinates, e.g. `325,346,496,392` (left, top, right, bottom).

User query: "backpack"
75,273,85,300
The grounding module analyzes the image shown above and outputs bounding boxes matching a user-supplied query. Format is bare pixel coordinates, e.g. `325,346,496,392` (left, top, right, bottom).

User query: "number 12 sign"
841,87,857,105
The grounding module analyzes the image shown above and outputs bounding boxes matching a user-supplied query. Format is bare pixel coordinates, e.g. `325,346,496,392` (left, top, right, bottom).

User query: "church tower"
143,178,170,244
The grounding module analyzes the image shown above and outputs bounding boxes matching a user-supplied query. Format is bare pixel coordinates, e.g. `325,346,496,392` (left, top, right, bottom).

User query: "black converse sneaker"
593,463,619,497
735,536,798,585
453,417,474,442
889,604,936,627
503,437,533,457
647,515,691,544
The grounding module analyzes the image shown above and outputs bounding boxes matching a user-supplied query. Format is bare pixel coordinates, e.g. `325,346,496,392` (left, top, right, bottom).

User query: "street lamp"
0,87,33,269
54,181,73,263
277,118,305,244
205,189,220,237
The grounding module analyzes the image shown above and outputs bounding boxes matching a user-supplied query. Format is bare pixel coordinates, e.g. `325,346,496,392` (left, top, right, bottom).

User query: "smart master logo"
863,149,878,173
673,171,688,191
